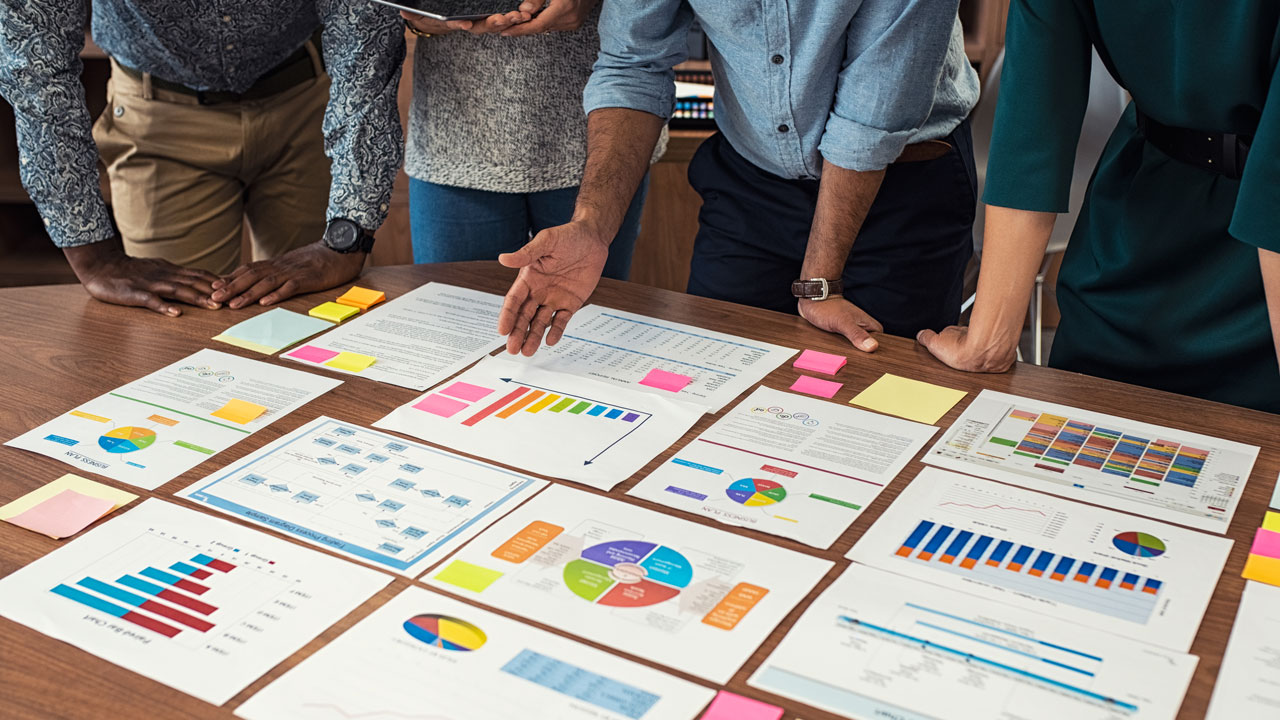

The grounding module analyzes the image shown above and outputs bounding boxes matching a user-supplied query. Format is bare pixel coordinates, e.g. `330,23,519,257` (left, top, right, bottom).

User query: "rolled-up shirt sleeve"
819,0,963,172
1230,53,1280,252
316,0,404,231
0,0,115,248
583,0,693,120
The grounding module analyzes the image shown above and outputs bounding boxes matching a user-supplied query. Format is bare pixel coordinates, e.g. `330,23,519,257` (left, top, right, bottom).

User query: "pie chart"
564,540,692,608
1112,531,1166,558
402,614,487,651
726,478,787,507
98,426,157,454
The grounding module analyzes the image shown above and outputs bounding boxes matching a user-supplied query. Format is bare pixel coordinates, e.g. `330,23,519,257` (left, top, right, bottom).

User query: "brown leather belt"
896,139,952,164
116,42,320,105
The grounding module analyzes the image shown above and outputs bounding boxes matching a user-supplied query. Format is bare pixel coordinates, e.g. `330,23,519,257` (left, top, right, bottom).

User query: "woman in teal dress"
919,1,1280,414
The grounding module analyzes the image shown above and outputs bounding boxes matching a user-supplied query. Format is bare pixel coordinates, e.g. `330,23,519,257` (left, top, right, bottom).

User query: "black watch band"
791,278,843,301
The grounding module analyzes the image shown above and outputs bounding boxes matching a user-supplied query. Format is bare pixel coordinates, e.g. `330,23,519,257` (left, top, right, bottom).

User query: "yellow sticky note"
434,560,503,593
335,286,386,310
211,398,268,425
309,301,359,323
0,474,137,521
1264,511,1280,533
850,373,968,425
1242,553,1280,587
325,351,377,372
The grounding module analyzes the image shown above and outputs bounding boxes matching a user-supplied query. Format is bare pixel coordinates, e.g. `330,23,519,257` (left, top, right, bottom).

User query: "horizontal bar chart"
423,381,648,429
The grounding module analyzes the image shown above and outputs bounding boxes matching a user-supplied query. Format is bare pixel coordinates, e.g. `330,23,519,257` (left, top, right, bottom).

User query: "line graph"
938,502,1048,516
936,485,1065,537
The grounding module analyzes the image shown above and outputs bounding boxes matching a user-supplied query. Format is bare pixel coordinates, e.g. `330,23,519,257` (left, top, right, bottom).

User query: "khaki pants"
93,57,332,275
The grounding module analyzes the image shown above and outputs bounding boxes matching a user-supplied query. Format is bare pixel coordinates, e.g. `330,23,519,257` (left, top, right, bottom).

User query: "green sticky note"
435,560,503,593
213,308,333,355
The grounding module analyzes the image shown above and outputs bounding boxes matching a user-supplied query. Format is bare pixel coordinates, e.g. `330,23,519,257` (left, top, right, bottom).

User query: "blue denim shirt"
584,0,979,178
0,1,405,248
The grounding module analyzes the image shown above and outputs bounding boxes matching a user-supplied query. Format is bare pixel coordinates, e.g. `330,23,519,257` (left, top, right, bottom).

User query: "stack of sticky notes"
213,308,332,355
851,373,967,425
639,368,693,393
1243,511,1280,587
335,286,386,311
0,474,137,539
211,398,269,425
794,348,847,375
309,301,360,323
700,691,783,720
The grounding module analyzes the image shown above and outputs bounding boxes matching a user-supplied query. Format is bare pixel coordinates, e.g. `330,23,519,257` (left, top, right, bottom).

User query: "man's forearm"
968,205,1056,350
1259,248,1280,366
572,108,664,242
800,159,885,279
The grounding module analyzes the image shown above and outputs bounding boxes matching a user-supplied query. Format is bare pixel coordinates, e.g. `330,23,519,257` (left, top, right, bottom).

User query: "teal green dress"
985,1,1280,413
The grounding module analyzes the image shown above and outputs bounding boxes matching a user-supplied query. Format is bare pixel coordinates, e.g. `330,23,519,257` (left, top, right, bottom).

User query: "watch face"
325,221,360,251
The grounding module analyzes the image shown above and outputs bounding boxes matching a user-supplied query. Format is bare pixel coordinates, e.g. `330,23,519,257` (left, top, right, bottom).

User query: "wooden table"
1,262,1276,720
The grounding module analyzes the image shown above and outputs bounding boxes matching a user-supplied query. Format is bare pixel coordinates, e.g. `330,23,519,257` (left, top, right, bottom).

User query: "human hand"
401,9,528,36
502,0,596,36
798,297,883,353
63,239,221,316
209,242,366,309
497,222,609,356
916,325,1017,373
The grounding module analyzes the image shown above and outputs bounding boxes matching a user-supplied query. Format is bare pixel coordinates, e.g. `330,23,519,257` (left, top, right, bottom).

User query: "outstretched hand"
64,239,220,317
916,325,1017,372
497,222,609,356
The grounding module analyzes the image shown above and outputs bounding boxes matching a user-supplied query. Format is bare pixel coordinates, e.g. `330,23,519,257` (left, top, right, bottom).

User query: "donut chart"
402,614,487,651
726,478,787,507
1112,531,1166,558
98,426,157,454
563,540,692,608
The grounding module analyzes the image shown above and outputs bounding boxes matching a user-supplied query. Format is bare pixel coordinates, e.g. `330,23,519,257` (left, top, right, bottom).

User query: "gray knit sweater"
404,5,667,193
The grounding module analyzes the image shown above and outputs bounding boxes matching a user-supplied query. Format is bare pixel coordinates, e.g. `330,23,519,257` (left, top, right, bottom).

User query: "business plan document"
1205,581,1280,719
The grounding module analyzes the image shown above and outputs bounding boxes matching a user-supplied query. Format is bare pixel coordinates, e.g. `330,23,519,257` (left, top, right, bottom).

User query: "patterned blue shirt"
0,0,405,248
585,0,979,178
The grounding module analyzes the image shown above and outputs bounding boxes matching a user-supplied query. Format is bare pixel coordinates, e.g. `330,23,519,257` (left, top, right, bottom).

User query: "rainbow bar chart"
895,520,1161,624
408,381,647,429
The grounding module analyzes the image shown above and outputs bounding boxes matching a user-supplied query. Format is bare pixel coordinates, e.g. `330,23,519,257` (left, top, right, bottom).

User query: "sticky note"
287,344,341,364
211,398,268,425
413,394,469,418
5,490,117,539
1264,511,1280,533
325,351,377,372
213,308,333,354
791,375,842,398
309,301,359,323
0,473,136,521
335,286,386,310
851,373,967,424
794,348,847,375
1270,474,1280,510
1250,528,1280,560
639,368,694,392
435,560,504,593
1242,553,1280,587
440,382,494,402
700,690,783,720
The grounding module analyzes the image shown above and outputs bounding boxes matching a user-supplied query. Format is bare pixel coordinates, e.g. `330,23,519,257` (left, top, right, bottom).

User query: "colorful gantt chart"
0,499,390,705
847,468,1232,652
423,485,833,683
925,390,1259,533
751,565,1198,720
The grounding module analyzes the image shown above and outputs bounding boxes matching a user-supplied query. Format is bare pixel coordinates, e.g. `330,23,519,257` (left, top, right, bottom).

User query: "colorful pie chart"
98,426,157,454
564,540,692,608
402,614,487,651
1112,531,1166,558
726,478,787,507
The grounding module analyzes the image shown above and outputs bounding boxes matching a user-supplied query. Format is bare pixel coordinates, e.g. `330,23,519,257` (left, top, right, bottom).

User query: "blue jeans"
409,176,650,281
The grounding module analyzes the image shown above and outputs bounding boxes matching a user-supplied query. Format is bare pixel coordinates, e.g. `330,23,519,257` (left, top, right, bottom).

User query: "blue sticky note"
214,308,333,355
1271,473,1280,511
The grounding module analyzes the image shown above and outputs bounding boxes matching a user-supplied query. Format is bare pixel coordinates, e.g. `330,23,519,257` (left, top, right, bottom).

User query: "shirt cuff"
818,113,915,172
326,192,391,233
44,203,116,249
583,71,675,121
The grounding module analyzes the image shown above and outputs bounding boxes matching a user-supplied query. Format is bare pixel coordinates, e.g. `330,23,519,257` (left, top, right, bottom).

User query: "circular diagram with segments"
98,426,157,454
563,540,692,608
1112,531,1166,558
402,614,487,651
726,478,787,507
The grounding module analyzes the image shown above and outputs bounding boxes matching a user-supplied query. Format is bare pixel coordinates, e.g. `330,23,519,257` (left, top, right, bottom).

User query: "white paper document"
237,586,715,720
423,485,833,683
518,304,797,412
925,390,1259,533
846,467,1232,652
177,416,547,577
751,564,1198,720
284,283,506,390
1205,581,1280,719
0,499,390,705
374,356,704,490
5,349,340,490
628,386,936,548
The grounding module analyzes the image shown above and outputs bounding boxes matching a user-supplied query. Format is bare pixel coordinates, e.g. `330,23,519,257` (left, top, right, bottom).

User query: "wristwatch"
323,218,376,254
791,278,843,301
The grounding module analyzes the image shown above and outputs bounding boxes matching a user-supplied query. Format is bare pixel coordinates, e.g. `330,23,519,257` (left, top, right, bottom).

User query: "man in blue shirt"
497,0,980,356
0,1,404,316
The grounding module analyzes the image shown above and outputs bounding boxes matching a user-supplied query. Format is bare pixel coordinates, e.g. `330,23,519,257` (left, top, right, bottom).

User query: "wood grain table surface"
1,262,1276,720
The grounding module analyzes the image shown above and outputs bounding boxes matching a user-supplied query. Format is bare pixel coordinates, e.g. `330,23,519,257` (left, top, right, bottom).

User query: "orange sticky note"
1242,553,1280,587
211,398,268,425
335,286,386,310
5,490,117,539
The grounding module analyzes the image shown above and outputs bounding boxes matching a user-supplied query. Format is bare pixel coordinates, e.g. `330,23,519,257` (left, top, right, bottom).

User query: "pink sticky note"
5,490,117,539
1251,527,1280,560
413,394,469,418
440,381,494,402
288,345,340,363
794,348,847,375
700,690,783,720
791,375,842,398
639,368,693,392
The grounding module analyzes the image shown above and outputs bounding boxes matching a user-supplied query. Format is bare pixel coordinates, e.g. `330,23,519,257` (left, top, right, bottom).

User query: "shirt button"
225,43,235,50
771,54,784,64
114,106,125,117
778,124,790,133
222,15,231,22
379,203,389,212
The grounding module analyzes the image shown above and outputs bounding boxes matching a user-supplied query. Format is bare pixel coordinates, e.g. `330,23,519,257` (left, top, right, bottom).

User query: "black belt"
117,42,320,105
1135,109,1252,180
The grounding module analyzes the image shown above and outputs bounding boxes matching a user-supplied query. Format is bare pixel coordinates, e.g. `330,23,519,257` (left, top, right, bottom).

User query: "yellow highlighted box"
435,560,504,593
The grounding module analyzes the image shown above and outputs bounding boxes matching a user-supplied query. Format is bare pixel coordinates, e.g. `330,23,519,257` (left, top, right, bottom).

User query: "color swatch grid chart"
236,587,715,720
926,390,1259,533
847,468,1233,652
750,564,1198,720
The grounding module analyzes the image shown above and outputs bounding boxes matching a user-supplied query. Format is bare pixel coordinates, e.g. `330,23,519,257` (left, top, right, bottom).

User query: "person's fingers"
500,4,563,36
445,19,474,31
149,280,216,310
546,309,573,346
179,267,221,286
505,300,539,354
521,305,557,356
227,275,284,310
517,0,541,12
117,285,181,317
210,265,262,303
836,314,878,353
916,328,939,350
498,244,538,269
176,273,218,300
497,281,531,336
259,278,300,306
861,314,884,334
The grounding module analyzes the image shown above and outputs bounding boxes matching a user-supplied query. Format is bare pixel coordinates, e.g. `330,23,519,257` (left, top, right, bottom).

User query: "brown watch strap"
791,278,843,300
